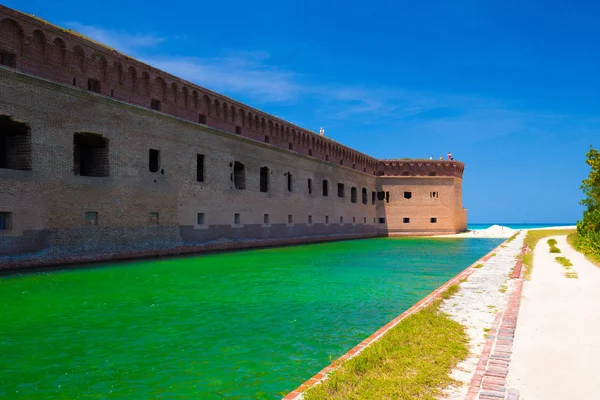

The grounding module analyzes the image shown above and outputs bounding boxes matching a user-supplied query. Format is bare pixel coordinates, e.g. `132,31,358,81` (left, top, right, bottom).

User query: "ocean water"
0,237,502,399
468,223,575,230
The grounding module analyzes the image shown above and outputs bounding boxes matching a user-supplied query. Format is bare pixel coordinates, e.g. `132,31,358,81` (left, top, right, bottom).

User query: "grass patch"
555,257,573,268
547,238,557,246
490,253,496,257
568,233,600,267
440,284,460,300
549,245,561,253
473,263,484,269
499,284,508,293
506,232,519,243
522,229,576,280
303,287,468,400
565,272,579,279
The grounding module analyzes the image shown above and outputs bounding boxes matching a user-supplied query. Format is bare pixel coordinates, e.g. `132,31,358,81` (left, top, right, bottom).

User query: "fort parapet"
0,5,467,270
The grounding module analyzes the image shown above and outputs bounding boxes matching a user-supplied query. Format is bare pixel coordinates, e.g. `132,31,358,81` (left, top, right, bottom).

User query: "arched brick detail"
71,45,85,72
88,53,107,82
150,76,166,100
0,18,23,55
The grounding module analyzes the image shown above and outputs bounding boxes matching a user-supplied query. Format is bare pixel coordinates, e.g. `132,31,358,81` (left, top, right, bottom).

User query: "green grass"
555,257,573,268
499,284,508,293
522,229,576,280
506,232,519,243
547,239,557,246
565,272,579,279
549,245,561,253
490,253,496,257
473,263,484,269
568,233,600,267
304,286,468,400
440,284,461,300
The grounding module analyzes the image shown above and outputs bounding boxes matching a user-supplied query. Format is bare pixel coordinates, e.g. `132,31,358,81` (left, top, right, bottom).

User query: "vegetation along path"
506,235,600,399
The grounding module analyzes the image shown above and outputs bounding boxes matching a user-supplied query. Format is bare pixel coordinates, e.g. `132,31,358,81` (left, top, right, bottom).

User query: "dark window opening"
288,143,293,150
235,126,242,135
308,178,313,194
403,217,410,223
233,161,246,189
308,215,313,224
151,99,161,111
325,155,329,161
264,135,270,143
197,213,206,225
287,172,293,192
386,191,390,203
199,114,207,124
338,183,345,198
371,191,376,205
429,171,436,176
73,78,76,86
325,215,329,224
260,166,269,192
350,187,357,203
430,191,438,198
430,217,437,223
322,180,329,196
85,211,98,226
353,216,356,223
288,214,293,224
197,154,205,182
362,188,367,204
0,51,16,68
87,78,101,93
378,217,386,224
340,216,344,224
363,167,367,172
377,191,385,201
340,159,343,165
404,191,412,199
149,149,160,173
0,212,12,231
364,217,367,223
0,116,32,171
309,149,313,156
73,133,109,177
234,213,241,225
110,89,114,97
149,212,160,225
264,214,270,225
352,163,356,169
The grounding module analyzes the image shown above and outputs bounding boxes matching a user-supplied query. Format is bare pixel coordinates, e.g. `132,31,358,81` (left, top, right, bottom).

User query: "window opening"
87,78,101,93
403,217,410,223
0,116,32,171
308,178,313,194
350,187,357,203
430,217,437,223
337,183,345,198
197,154,205,182
85,211,98,226
151,99,161,111
197,213,206,225
362,188,367,204
233,161,246,189
149,149,160,173
322,180,329,196
260,166,269,192
73,133,109,177
199,114,207,124
404,191,412,199
0,212,12,230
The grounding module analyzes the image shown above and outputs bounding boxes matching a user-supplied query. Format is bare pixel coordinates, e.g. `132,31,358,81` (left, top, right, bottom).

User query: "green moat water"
0,237,502,399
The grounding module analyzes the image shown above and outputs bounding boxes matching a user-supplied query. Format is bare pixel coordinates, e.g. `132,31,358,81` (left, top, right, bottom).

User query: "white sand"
506,235,600,399
440,225,576,239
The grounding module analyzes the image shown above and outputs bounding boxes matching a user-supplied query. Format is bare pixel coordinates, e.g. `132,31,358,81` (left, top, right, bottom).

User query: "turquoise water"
468,223,575,230
0,237,502,399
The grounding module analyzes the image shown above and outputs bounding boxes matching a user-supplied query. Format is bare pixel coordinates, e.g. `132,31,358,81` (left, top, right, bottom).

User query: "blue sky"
9,0,598,223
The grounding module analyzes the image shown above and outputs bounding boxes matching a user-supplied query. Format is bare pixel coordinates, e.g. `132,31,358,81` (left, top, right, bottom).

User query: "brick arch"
29,29,46,59
48,37,66,66
0,18,24,55
221,101,228,121
202,94,211,114
261,117,266,133
269,120,275,135
192,90,199,109
254,115,259,131
89,53,107,81
137,71,150,95
285,127,290,142
169,82,178,103
71,45,85,72
212,98,220,118
124,65,137,91
236,108,245,127
113,61,124,85
181,86,189,108
151,76,166,100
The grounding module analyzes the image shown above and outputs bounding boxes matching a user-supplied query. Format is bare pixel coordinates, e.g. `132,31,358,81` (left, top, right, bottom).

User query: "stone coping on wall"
282,239,508,399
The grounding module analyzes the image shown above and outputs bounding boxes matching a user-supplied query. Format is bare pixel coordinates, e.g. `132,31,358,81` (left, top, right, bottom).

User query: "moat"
0,238,502,399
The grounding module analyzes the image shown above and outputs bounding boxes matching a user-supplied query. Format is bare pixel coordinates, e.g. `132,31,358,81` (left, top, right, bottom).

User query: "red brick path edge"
282,240,509,400
464,243,528,400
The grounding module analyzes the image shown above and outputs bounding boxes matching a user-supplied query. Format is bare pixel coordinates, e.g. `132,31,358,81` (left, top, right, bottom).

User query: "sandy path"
506,235,600,399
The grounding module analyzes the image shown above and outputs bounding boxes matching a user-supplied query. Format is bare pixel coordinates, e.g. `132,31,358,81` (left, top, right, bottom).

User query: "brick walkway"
465,244,527,400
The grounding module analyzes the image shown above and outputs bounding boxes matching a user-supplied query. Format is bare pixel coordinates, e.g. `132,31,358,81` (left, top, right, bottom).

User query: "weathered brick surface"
0,5,467,269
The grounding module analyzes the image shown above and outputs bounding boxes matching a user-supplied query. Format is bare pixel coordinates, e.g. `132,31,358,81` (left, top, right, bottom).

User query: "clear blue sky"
9,0,598,223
